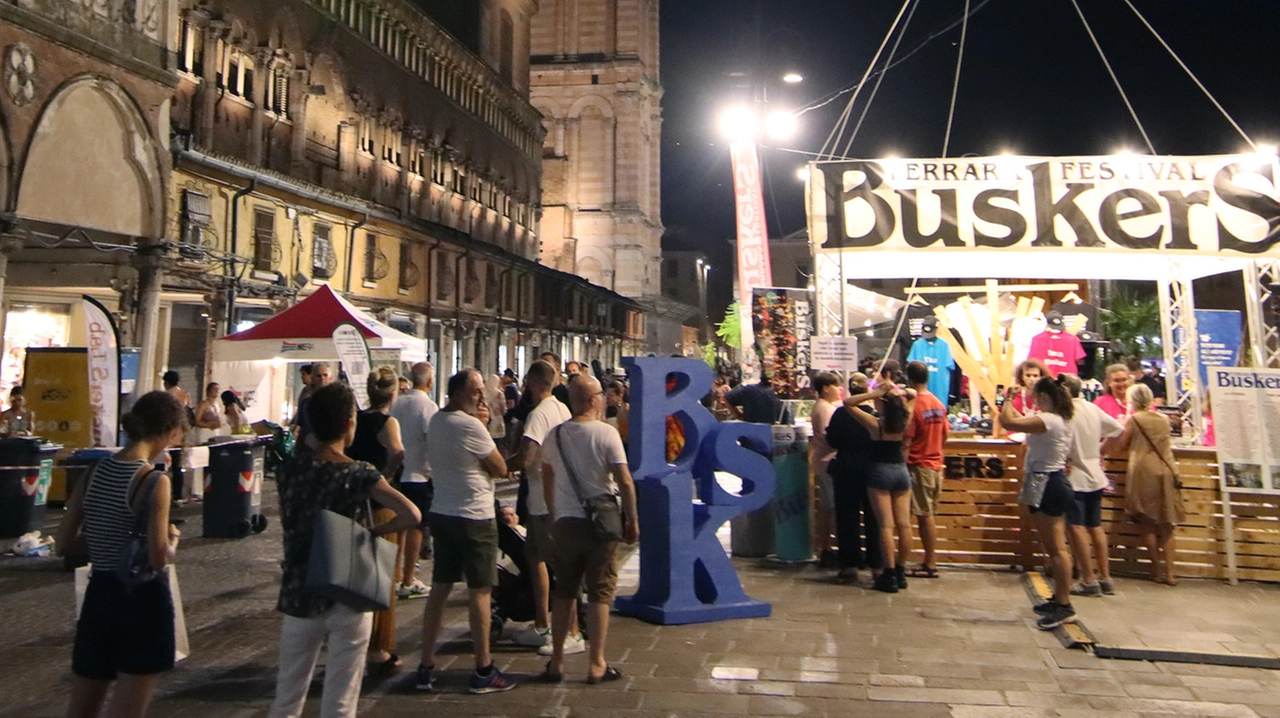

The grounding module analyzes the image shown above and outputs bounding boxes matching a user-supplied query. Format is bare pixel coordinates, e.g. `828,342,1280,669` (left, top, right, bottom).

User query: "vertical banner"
331,322,371,409
82,297,120,448
730,141,773,370
1195,310,1242,387
751,288,812,399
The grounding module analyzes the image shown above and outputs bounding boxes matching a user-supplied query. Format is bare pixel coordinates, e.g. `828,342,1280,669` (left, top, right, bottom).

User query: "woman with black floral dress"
268,383,419,718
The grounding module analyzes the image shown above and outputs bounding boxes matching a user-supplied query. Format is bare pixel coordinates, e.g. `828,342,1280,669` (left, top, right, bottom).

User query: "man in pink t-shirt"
1092,363,1132,421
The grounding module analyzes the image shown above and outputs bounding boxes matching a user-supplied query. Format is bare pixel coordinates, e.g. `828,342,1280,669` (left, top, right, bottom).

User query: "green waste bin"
772,424,812,561
0,438,62,537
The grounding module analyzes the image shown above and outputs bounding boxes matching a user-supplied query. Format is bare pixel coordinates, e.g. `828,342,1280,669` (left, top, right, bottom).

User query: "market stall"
210,284,427,424
807,153,1280,582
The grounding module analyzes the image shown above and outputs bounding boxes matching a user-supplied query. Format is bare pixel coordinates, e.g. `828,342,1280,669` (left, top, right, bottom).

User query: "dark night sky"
658,0,1280,312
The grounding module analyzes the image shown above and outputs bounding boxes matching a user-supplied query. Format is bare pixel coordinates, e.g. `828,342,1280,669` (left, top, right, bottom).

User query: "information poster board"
24,348,93,449
810,336,858,373
1208,367,1280,494
1195,310,1242,388
332,323,371,409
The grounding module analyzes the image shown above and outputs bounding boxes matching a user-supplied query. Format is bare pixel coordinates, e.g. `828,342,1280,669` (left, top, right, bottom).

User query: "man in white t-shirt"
1061,373,1124,598
390,361,438,599
415,369,515,694
509,360,584,654
541,375,638,684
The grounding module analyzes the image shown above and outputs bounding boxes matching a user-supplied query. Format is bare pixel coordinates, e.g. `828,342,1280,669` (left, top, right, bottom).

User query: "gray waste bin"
203,436,269,538
729,472,775,558
0,438,62,537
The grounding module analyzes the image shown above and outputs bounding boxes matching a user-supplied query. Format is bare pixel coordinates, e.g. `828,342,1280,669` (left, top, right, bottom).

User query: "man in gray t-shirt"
541,375,638,684
390,362,438,598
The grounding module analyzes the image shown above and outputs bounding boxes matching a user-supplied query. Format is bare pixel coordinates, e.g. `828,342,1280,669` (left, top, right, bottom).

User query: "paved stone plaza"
3,494,1280,717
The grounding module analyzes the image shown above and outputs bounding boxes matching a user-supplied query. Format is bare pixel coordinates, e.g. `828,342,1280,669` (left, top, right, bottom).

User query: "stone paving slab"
2,490,1280,717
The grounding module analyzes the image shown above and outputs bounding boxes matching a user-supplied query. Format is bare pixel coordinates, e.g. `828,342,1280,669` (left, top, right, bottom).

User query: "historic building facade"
528,0,663,301
0,0,644,413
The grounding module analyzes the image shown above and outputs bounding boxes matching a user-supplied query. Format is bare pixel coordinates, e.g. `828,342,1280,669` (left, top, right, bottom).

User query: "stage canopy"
212,284,427,363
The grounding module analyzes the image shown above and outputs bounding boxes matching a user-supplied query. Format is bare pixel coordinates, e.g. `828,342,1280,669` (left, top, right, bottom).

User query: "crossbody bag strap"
553,424,589,509
126,462,161,536
1133,416,1179,480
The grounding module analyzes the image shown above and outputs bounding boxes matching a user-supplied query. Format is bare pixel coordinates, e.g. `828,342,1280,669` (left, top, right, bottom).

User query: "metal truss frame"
1243,259,1280,370
813,248,846,340
1157,260,1202,441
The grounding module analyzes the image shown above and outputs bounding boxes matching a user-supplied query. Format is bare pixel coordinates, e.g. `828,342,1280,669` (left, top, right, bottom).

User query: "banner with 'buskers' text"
808,154,1280,259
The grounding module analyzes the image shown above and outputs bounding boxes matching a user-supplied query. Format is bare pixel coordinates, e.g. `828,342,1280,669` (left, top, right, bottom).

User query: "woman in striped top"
57,391,186,718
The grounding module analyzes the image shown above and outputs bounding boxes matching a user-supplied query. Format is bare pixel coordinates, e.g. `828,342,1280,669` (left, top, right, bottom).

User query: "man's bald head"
568,374,602,417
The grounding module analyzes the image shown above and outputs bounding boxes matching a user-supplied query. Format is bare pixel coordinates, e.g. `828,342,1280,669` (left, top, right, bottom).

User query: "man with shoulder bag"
540,375,638,685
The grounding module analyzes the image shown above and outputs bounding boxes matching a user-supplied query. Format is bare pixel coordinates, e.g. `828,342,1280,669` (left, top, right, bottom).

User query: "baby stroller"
489,517,589,641
490,519,536,639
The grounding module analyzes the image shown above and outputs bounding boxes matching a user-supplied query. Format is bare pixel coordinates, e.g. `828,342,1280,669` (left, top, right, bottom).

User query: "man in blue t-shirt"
907,318,954,403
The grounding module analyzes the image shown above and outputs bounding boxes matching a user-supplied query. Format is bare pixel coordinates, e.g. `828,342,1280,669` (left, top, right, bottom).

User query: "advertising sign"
24,348,93,449
810,336,859,372
751,288,812,399
730,141,773,362
1195,310,1243,387
332,322,371,409
82,297,119,447
809,154,1280,259
1209,367,1280,494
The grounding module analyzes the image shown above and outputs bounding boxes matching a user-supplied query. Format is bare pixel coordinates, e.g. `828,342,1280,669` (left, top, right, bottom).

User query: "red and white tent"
212,284,427,363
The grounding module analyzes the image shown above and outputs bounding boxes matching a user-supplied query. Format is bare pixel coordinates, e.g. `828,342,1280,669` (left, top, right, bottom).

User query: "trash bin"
61,448,115,504
203,436,269,538
729,471,775,558
772,424,812,561
0,438,63,537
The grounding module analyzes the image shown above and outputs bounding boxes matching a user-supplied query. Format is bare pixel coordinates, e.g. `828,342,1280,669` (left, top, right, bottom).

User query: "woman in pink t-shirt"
1092,363,1132,421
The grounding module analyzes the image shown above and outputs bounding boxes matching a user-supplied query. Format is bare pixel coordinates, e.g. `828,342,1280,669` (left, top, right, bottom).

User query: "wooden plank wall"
934,442,1280,583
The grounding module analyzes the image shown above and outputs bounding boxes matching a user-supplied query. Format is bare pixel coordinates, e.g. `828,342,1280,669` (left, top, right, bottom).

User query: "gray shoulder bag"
554,425,624,542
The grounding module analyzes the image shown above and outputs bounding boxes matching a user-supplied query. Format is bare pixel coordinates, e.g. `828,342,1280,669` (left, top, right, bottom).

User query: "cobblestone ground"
3,488,1280,718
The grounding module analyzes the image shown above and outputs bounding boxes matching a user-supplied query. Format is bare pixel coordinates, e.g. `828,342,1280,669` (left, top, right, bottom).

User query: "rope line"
1119,0,1256,150
840,0,922,160
1068,0,1157,154
942,0,971,158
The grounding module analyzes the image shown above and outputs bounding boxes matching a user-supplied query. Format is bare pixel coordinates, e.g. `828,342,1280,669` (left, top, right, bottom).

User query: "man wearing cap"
1028,311,1086,377
907,317,955,402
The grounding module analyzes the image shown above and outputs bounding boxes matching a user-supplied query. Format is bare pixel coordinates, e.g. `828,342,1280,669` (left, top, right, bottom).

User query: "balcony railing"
6,0,169,71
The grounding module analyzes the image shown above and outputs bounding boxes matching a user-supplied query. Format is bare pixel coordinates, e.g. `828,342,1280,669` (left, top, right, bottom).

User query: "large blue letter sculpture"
613,357,775,624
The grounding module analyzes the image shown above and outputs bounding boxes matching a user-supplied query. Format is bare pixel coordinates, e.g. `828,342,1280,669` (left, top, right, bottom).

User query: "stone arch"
567,94,615,119
0,109,11,213
16,75,165,238
530,95,564,120
577,255,604,287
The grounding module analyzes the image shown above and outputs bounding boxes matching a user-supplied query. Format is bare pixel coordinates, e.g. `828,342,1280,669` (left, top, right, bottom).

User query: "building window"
398,239,420,290
180,190,212,245
267,66,290,117
409,150,424,176
178,19,203,75
364,232,387,283
452,170,466,196
312,223,334,279
502,195,512,219
486,184,498,210
253,208,276,272
382,126,402,166
470,179,482,203
430,151,447,185
484,264,499,308
500,11,514,85
359,120,376,156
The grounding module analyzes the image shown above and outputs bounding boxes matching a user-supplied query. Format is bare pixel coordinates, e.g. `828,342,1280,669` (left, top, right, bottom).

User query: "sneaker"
1036,603,1077,630
538,633,587,656
469,665,518,694
1099,579,1115,595
397,579,430,599
414,663,436,692
1070,582,1103,597
513,626,551,647
1033,600,1057,615
874,569,899,593
894,564,908,590
818,549,839,568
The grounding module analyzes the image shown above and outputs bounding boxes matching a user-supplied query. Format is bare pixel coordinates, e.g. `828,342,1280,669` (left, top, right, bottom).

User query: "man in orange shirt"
904,360,948,578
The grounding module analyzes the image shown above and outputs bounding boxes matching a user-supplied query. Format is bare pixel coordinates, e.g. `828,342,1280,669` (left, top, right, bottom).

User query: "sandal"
370,653,402,675
907,566,940,579
538,660,564,683
586,665,622,684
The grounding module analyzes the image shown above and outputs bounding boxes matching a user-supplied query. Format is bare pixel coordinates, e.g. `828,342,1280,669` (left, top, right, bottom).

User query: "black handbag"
116,464,165,590
554,425,624,542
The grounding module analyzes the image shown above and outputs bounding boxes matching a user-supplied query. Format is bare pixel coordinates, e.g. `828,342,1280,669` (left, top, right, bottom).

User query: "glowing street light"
718,106,759,142
782,72,804,84
765,110,798,140
796,167,810,182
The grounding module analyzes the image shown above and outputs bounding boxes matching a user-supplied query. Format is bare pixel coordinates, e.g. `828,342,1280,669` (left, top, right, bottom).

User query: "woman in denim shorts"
841,382,915,593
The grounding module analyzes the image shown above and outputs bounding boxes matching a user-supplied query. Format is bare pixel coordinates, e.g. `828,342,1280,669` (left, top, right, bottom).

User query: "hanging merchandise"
1027,311,1085,377
907,317,955,401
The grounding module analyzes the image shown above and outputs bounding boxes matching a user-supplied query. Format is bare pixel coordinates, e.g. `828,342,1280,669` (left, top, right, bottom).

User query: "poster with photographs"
751,288,812,400
1209,367,1280,494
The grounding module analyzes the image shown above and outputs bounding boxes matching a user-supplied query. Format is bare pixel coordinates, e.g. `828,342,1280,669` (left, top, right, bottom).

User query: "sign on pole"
730,141,773,372
331,322,371,409
810,336,859,373
82,296,119,447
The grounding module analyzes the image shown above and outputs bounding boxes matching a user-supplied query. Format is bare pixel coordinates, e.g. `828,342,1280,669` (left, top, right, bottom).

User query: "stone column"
338,121,357,193
289,67,310,175
131,241,167,394
199,21,225,146
0,228,23,326
250,49,272,166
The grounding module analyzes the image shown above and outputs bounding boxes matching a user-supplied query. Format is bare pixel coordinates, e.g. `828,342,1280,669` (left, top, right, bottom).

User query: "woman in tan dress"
1110,383,1186,584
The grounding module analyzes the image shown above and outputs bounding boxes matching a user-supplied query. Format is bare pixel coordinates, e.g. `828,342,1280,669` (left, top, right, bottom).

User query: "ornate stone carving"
4,44,35,107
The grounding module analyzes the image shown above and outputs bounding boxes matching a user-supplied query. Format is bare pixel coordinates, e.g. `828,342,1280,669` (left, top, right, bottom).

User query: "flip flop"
539,661,564,683
907,566,940,578
370,653,402,676
587,665,622,684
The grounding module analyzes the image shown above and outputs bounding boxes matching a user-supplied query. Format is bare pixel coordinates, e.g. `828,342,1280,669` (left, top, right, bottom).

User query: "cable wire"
876,276,920,380
839,0,921,159
817,0,915,160
1119,0,1256,149
942,0,971,158
1068,0,1157,154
